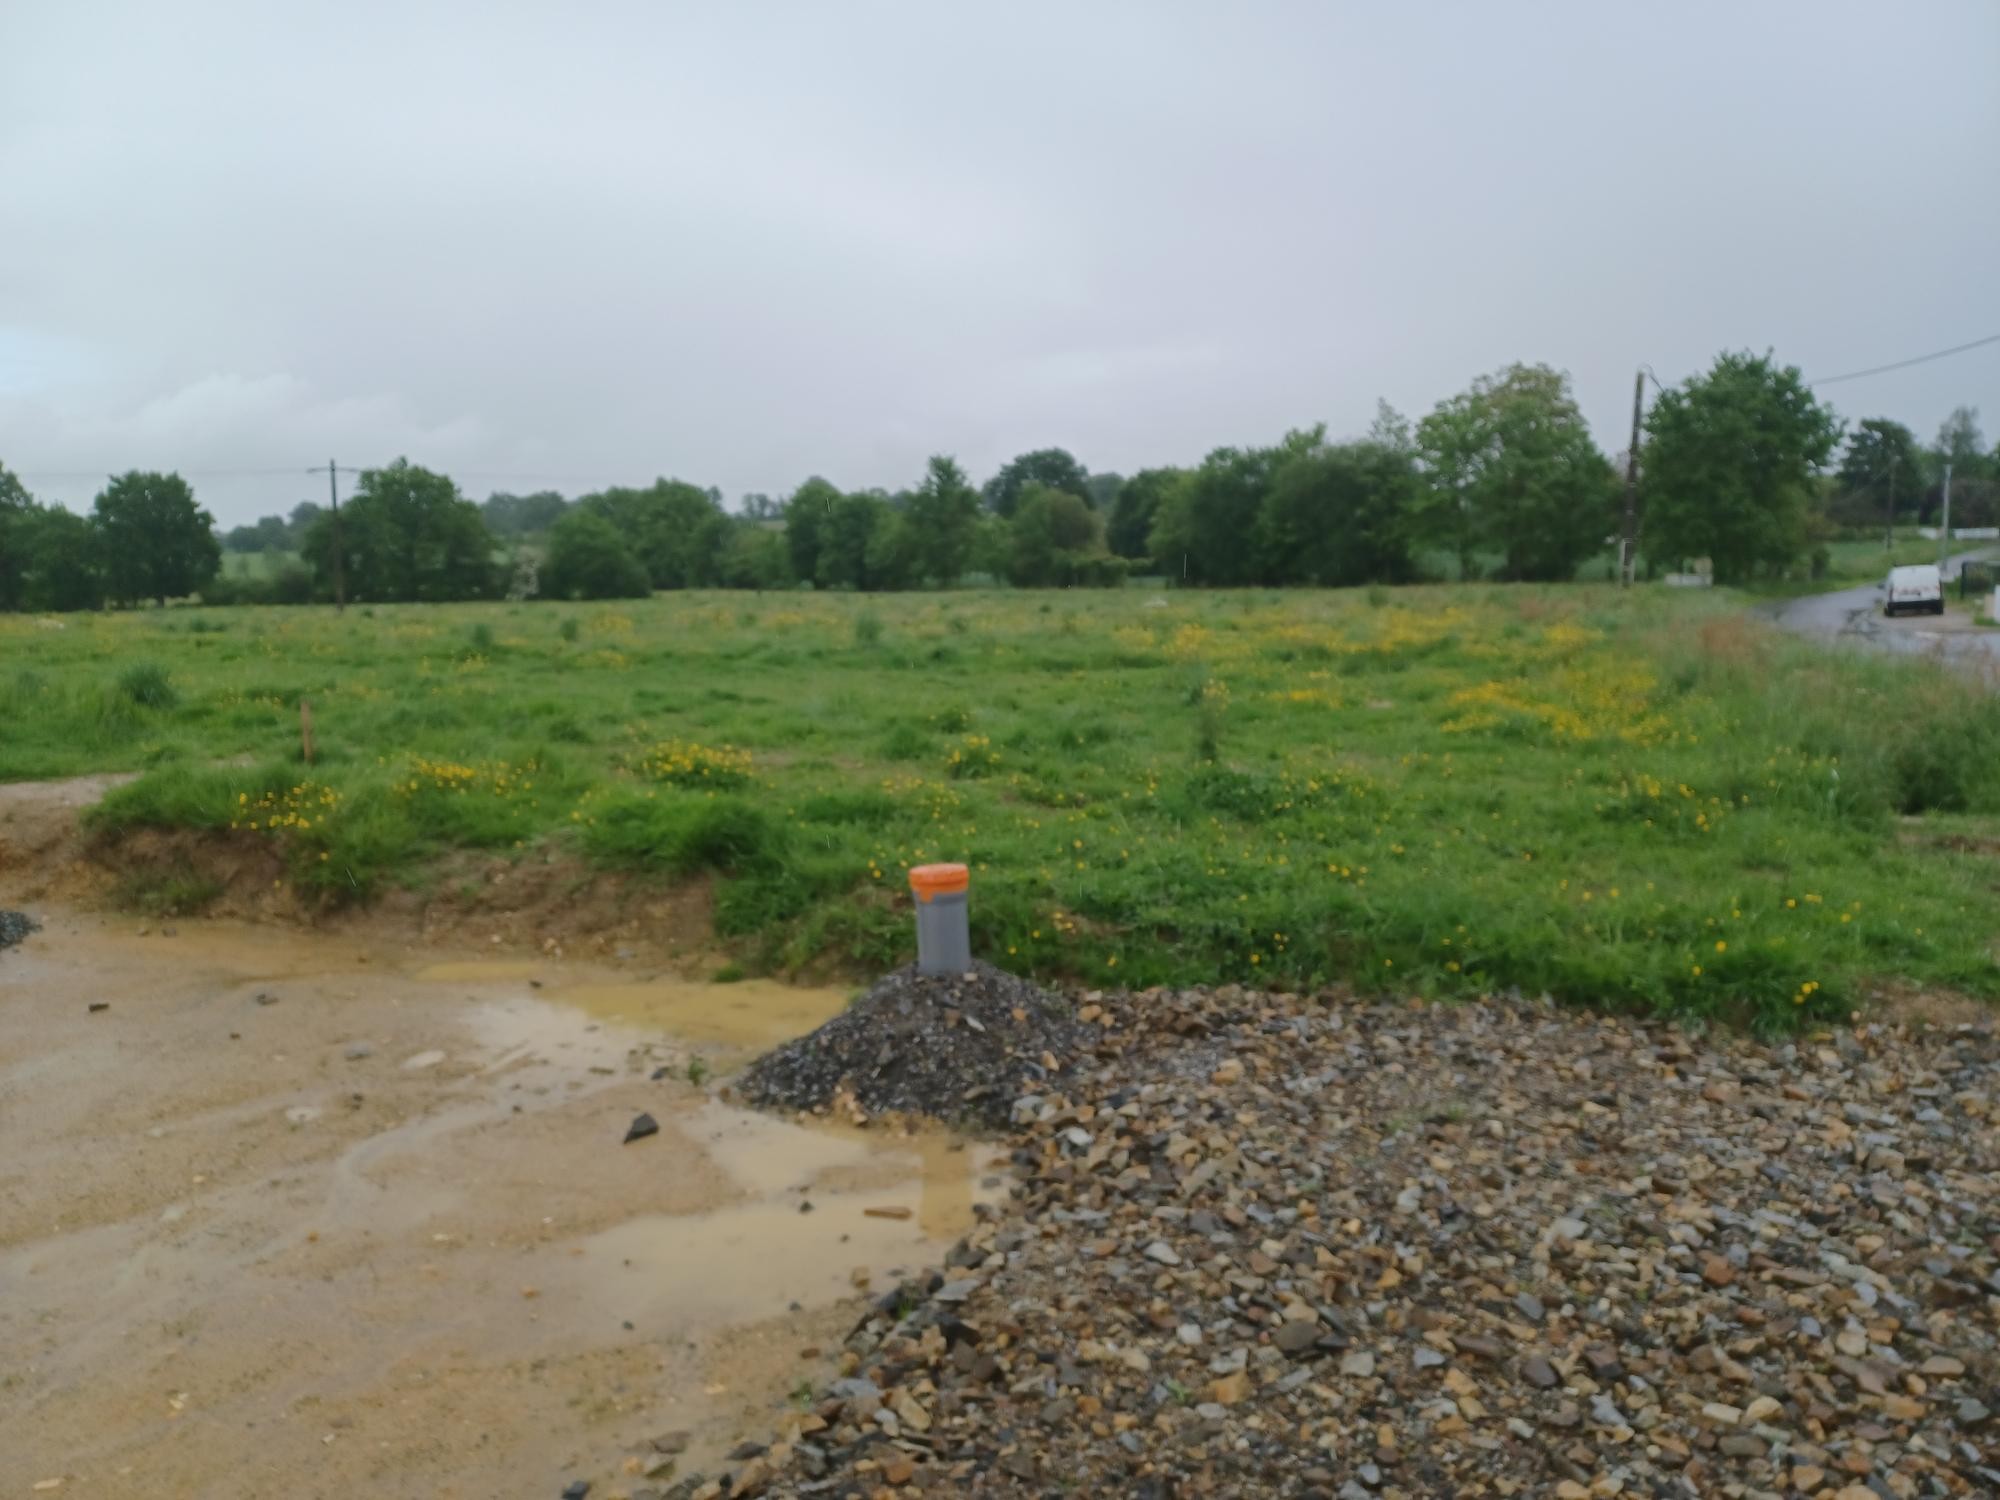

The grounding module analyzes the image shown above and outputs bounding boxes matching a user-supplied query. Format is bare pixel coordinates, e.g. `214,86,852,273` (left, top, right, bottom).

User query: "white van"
1882,563,1944,617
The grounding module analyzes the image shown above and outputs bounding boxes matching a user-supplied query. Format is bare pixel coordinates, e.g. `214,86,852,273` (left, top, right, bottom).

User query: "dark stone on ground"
0,910,39,952
623,1112,660,1144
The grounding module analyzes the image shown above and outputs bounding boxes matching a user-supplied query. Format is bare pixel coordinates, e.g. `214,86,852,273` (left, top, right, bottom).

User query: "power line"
1808,333,2000,387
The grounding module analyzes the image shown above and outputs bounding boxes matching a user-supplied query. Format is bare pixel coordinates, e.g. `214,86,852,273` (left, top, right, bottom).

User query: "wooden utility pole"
1883,454,1897,551
1619,369,1644,587
1939,462,1954,572
326,459,346,612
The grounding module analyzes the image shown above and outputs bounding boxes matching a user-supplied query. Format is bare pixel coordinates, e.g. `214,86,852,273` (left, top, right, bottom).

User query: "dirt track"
0,906,997,1499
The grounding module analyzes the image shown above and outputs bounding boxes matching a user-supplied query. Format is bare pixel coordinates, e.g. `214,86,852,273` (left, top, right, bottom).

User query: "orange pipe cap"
908,862,969,901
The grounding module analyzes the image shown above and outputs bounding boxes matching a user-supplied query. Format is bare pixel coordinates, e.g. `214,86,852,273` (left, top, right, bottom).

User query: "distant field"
220,549,304,578
3,584,1996,1029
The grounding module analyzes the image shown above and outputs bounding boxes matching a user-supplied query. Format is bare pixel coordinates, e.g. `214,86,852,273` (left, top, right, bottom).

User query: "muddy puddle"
0,911,1000,1499
424,958,854,1054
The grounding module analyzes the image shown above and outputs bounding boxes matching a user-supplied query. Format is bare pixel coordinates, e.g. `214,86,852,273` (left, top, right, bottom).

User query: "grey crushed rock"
609,984,2000,1498
738,961,1087,1129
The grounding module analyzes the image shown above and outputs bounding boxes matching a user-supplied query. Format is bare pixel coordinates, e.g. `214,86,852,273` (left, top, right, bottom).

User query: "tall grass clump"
117,662,178,710
582,792,785,877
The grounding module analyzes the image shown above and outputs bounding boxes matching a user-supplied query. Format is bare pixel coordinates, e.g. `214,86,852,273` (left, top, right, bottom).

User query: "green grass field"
3,585,1997,1029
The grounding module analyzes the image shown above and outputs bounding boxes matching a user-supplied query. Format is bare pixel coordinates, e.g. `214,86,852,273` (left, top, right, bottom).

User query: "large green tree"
481,490,569,537
1935,407,1989,481
92,470,222,606
1107,467,1181,561
864,504,919,591
1642,352,1841,583
816,492,906,591
306,459,495,602
1836,418,1925,527
1258,433,1421,587
576,479,727,589
1921,409,1998,528
287,500,324,546
24,505,104,611
783,477,839,586
224,515,292,553
719,522,794,590
904,456,981,585
1006,483,1120,586
1417,365,1615,582
540,509,651,599
1148,441,1295,586
983,448,1092,517
0,462,33,611
1085,472,1124,512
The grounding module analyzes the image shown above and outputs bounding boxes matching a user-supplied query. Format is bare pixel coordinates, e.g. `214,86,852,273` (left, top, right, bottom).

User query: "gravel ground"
621,984,2000,1499
739,962,1087,1130
0,909,39,950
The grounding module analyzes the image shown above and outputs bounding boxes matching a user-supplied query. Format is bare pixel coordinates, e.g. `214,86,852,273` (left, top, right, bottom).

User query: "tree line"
4,350,1997,610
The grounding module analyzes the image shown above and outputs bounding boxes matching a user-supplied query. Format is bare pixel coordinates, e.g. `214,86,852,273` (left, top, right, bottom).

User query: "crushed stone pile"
623,984,2000,1499
739,961,1089,1130
0,911,38,951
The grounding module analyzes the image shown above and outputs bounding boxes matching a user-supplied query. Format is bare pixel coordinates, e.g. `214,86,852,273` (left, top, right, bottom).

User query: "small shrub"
117,663,178,710
854,610,884,647
1184,763,1273,819
559,616,581,642
881,723,929,761
467,622,497,656
583,793,785,877
711,961,745,983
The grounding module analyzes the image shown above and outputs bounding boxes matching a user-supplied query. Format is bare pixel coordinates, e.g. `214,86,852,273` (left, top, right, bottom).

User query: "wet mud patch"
0,909,999,1496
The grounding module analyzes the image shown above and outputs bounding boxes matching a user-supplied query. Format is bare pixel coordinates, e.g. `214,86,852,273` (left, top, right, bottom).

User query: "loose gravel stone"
739,961,1085,1129
0,910,38,951
663,986,2000,1497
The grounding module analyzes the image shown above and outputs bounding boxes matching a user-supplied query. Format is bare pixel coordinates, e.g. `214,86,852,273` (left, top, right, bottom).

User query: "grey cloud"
3,0,1996,525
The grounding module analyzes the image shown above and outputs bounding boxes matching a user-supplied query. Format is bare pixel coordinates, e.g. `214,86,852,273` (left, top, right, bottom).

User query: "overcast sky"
3,1,1997,527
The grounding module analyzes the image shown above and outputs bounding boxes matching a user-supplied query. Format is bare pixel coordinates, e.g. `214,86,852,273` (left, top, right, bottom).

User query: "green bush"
541,511,652,600
582,792,785,877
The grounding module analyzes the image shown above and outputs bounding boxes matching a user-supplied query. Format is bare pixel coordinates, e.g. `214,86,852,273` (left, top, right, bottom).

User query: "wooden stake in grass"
300,698,315,765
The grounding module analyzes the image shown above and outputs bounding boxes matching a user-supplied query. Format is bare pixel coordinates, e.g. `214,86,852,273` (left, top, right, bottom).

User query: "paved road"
1772,548,2000,673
